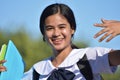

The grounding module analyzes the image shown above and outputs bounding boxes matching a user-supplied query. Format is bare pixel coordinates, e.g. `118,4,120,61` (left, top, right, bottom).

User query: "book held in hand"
0,40,25,80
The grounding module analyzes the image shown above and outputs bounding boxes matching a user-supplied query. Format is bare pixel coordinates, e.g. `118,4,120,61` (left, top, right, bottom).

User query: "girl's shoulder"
33,57,53,75
34,57,51,66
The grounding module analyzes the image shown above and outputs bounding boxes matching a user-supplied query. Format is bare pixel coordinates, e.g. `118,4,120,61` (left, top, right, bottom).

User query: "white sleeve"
21,68,33,80
86,47,117,74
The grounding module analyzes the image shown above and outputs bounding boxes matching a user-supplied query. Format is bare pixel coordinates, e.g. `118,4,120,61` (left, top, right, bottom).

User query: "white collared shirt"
22,47,117,80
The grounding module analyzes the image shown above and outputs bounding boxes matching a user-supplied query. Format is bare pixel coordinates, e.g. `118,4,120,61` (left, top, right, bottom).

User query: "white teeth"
53,39,60,41
52,38,62,40
52,38,63,42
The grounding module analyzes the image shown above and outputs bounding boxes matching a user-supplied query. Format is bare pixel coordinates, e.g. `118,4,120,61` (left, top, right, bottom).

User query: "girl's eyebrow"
58,24,66,26
45,24,66,27
44,25,53,28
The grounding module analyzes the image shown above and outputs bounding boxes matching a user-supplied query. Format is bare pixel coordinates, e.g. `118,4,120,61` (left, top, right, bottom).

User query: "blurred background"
0,0,120,79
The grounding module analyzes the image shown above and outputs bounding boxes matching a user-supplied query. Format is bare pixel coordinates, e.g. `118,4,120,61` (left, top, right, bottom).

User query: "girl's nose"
53,28,60,37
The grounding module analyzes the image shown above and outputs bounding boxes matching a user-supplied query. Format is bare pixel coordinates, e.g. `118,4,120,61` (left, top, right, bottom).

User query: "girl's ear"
71,29,75,35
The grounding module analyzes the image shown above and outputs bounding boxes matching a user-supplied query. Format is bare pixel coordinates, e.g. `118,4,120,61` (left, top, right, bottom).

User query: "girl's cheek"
45,31,53,38
62,29,68,34
62,29,72,36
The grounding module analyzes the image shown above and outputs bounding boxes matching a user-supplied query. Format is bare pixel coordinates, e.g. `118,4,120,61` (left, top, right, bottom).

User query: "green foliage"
102,68,120,80
0,29,52,71
0,27,120,79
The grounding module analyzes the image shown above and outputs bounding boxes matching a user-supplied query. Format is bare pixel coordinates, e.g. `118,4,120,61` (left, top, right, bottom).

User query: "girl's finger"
94,28,109,38
106,33,117,42
98,31,113,42
94,23,106,28
0,66,7,72
101,19,117,23
0,60,6,64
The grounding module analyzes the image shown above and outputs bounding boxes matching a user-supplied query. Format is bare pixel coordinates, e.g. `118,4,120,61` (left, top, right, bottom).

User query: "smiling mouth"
52,38,64,44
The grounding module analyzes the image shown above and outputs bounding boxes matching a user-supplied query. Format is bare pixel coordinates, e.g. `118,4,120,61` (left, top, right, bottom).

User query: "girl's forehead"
45,14,68,24
46,13,66,20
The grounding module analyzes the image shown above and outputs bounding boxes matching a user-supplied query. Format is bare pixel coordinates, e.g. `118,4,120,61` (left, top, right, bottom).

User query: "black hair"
39,3,76,37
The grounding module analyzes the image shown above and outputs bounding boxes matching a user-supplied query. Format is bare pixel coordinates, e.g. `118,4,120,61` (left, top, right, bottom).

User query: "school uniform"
22,47,117,80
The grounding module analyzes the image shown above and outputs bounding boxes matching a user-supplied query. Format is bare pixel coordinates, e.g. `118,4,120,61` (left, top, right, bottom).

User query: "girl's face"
44,13,75,51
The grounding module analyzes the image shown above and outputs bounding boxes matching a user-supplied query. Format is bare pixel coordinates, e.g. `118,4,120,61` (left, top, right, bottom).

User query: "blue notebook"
0,40,25,80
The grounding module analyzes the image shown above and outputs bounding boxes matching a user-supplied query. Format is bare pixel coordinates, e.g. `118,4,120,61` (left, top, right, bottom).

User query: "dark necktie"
47,68,75,80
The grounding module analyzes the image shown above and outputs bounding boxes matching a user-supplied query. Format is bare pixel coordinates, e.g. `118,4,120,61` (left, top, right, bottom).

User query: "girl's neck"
51,46,73,67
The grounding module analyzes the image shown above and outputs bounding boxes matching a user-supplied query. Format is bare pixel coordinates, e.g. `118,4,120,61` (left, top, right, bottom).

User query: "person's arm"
94,19,120,42
108,50,120,66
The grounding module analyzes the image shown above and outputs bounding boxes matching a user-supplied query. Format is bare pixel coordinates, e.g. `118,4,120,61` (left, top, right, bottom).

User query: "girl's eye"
60,26,65,29
59,25,66,29
45,26,54,31
59,24,66,29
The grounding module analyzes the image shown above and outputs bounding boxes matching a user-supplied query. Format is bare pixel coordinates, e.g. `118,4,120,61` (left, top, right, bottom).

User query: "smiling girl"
1,3,120,80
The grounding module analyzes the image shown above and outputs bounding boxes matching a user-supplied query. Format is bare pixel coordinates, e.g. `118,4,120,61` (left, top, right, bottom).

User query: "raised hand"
94,19,120,42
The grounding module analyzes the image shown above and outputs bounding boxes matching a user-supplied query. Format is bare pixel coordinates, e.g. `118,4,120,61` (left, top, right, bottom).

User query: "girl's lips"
52,38,64,45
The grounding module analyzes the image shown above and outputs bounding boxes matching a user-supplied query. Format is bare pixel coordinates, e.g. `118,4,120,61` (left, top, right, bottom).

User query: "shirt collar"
33,48,88,75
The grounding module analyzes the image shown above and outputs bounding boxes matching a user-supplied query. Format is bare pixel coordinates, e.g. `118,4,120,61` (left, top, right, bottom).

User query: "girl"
1,3,120,80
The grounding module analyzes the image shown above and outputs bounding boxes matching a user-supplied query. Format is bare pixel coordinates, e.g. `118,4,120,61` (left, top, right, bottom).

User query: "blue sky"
0,0,120,49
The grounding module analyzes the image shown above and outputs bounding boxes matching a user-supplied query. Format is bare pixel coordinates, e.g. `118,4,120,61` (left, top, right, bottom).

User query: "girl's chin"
52,46,64,51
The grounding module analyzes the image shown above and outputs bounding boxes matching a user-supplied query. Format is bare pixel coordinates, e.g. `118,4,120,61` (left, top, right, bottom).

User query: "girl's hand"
94,19,120,42
0,60,7,72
